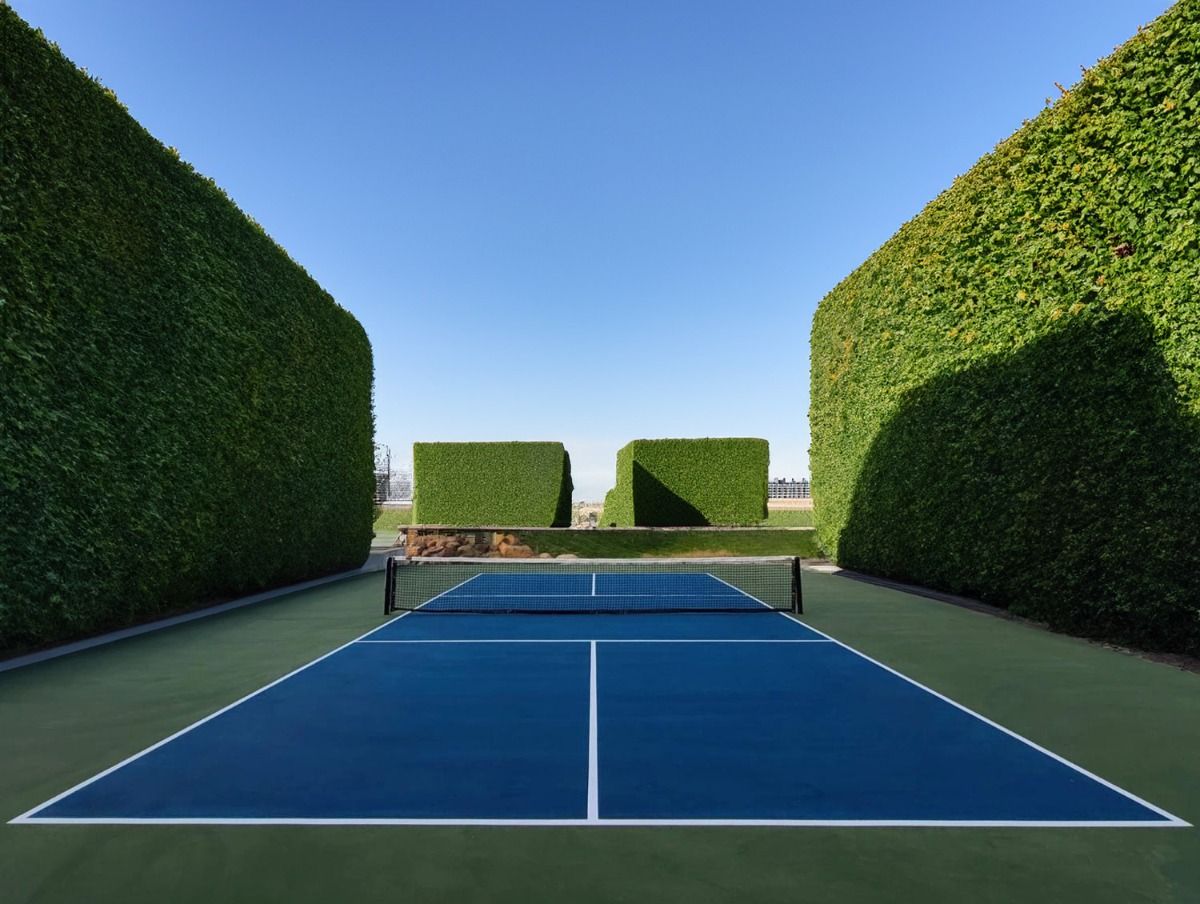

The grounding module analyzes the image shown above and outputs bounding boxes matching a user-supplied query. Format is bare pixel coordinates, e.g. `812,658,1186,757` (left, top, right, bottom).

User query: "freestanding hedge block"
412,442,572,526
809,1,1200,656
0,8,375,652
602,438,768,526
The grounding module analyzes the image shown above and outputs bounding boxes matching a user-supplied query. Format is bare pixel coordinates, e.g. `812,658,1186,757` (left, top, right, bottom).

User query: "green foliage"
554,448,573,528
373,507,414,531
809,1,1200,656
760,509,815,528
601,438,769,526
600,444,635,527
411,442,572,526
0,9,375,651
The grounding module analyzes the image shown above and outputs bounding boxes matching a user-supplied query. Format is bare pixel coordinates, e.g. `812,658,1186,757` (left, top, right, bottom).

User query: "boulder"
500,544,534,558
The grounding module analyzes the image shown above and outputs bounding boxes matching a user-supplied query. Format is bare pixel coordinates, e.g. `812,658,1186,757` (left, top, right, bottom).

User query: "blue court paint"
441,572,592,595
424,572,767,611
596,641,1166,822
20,597,1179,825
36,642,590,820
369,612,825,641
594,573,744,596
424,593,767,612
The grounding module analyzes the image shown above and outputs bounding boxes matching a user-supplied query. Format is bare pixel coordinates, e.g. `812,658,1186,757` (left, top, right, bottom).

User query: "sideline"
0,551,392,675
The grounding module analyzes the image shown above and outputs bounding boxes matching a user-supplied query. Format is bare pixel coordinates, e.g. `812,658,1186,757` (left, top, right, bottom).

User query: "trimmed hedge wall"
412,442,573,526
0,9,375,652
600,444,635,527
809,1,1200,656
601,438,768,526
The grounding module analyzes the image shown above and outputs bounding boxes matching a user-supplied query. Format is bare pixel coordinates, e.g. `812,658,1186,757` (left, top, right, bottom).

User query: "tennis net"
383,556,802,615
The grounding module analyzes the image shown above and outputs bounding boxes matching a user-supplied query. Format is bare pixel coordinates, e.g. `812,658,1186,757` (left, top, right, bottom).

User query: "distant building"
768,477,810,499
373,473,391,504
373,442,413,503
385,468,413,503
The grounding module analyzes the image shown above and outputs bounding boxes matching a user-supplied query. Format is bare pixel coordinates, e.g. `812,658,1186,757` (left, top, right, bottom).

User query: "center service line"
587,640,599,821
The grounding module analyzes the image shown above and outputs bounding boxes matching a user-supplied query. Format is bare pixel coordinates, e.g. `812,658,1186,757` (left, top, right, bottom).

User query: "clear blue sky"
12,0,1174,499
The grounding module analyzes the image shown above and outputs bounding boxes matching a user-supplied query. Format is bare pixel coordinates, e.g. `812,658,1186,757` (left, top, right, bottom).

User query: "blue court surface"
415,571,775,612
13,571,1187,827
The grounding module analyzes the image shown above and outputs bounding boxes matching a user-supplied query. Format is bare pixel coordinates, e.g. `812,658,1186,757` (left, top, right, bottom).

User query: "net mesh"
384,556,801,615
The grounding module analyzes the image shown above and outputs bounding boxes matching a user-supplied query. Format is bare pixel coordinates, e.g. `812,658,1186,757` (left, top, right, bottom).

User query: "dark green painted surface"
1,570,1196,903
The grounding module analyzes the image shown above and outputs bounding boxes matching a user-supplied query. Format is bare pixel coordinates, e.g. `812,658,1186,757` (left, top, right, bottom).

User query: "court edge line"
775,609,1192,828
706,571,1190,828
354,639,834,644
587,641,599,821
10,817,1185,828
429,593,746,598
703,573,805,620
8,572,488,825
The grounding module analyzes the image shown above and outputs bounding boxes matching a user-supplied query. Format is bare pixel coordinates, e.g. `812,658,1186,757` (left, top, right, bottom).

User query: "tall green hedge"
0,9,375,652
809,1,1200,656
601,438,768,526
412,442,573,526
601,444,636,527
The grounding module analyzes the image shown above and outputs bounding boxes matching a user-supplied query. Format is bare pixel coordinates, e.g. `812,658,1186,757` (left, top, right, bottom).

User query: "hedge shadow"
631,462,708,527
838,310,1200,656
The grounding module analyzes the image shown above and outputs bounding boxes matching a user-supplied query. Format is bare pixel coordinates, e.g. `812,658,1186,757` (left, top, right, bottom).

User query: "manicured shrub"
0,9,375,651
412,442,572,526
809,1,1200,655
601,438,768,526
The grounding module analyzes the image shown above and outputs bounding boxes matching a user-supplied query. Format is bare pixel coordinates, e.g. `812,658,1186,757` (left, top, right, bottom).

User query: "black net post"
384,556,396,615
791,556,803,614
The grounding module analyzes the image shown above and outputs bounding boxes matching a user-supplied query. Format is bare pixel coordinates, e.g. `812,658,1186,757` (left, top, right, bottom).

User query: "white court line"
591,574,596,597
14,817,1184,827
702,572,787,610
9,572,488,825
432,593,741,598
777,614,1190,825
355,639,833,644
13,570,1190,828
587,641,598,821
708,570,1189,827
